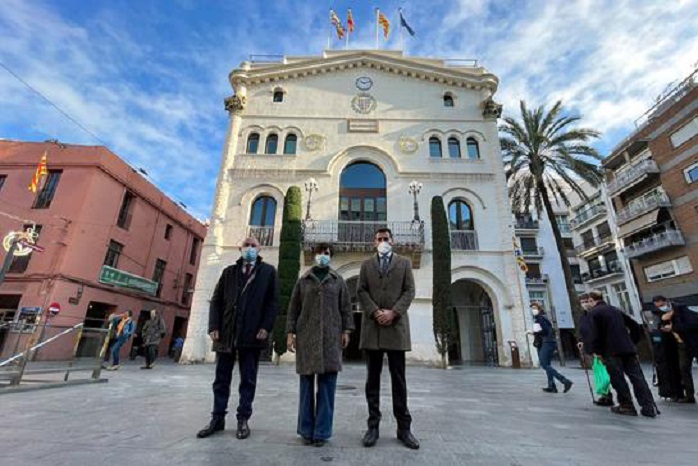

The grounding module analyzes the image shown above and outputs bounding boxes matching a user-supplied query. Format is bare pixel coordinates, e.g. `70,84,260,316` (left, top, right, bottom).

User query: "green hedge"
431,196,453,368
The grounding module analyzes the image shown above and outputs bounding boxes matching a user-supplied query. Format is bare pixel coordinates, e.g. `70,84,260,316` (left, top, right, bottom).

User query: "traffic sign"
48,302,61,316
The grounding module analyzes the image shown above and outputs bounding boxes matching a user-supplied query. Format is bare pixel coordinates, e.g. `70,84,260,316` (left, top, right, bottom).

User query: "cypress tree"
431,196,453,369
273,186,302,362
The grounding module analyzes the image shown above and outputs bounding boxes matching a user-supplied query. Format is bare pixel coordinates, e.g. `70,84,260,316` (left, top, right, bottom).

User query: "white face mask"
377,241,392,255
658,304,671,312
581,302,594,311
531,308,540,316
315,254,331,268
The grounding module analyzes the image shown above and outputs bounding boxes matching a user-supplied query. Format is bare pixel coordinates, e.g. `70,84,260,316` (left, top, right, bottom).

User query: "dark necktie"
380,256,389,275
245,263,252,279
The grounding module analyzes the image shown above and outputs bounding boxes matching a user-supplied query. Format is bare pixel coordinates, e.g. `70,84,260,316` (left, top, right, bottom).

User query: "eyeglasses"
376,237,391,242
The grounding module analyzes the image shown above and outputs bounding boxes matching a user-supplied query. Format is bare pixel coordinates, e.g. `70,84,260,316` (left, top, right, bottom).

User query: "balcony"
557,223,571,235
607,159,660,196
625,230,685,259
574,235,615,257
451,230,478,251
247,226,274,246
522,247,544,259
514,219,539,233
581,263,624,284
570,204,607,230
525,274,549,286
616,192,672,225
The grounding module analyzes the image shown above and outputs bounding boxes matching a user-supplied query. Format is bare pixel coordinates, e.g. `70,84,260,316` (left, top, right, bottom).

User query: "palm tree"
500,100,603,332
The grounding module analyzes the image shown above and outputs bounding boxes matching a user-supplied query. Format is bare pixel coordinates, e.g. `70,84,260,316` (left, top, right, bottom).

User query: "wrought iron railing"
616,192,671,225
302,220,424,252
607,159,660,195
574,235,615,255
451,230,478,250
522,247,544,258
247,226,275,247
525,274,549,286
625,230,684,259
570,204,607,229
514,219,539,231
581,263,623,283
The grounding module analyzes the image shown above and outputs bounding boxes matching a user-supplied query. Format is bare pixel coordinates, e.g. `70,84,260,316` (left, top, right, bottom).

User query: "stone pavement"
1,360,696,466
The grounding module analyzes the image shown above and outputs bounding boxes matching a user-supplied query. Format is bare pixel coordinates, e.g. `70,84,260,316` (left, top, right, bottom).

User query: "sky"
1,0,697,219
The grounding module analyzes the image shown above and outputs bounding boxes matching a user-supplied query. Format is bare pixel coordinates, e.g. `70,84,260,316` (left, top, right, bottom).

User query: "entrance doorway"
168,316,187,357
0,295,22,355
343,276,363,361
77,301,116,358
451,280,499,366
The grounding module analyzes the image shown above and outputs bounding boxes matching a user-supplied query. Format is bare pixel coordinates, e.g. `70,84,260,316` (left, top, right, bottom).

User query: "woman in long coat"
286,243,354,447
140,309,166,369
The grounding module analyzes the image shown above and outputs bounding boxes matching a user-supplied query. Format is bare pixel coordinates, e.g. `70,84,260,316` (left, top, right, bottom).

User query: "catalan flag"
29,150,48,193
378,10,390,39
330,9,345,39
513,237,529,273
347,9,355,33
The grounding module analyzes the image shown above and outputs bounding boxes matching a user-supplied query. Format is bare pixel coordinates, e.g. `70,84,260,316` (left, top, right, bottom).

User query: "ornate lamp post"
408,180,423,223
304,178,318,221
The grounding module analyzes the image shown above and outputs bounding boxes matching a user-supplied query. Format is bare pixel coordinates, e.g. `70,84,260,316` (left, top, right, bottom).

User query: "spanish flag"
347,9,355,33
29,151,48,193
378,10,390,39
330,9,345,39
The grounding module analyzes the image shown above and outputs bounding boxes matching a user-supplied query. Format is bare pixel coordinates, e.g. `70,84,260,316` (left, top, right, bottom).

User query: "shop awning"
617,209,660,239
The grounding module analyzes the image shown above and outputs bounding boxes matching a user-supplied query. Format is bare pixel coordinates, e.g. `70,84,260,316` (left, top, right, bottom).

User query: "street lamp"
304,178,318,221
408,180,423,223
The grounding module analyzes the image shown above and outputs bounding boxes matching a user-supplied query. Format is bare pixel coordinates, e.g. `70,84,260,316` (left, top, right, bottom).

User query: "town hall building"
181,50,534,367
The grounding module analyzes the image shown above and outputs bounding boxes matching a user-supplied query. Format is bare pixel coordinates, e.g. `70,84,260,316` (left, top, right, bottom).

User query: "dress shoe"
542,387,558,393
302,437,314,446
611,405,638,416
196,418,225,438
594,396,614,407
236,419,251,439
640,407,657,418
677,397,696,404
397,430,420,450
314,440,326,447
563,380,574,393
362,428,379,447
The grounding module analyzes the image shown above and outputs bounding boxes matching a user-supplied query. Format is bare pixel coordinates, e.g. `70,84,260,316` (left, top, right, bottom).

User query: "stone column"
181,84,247,363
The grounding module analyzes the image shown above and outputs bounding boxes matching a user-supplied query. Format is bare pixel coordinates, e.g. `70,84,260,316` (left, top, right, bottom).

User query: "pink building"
0,140,207,361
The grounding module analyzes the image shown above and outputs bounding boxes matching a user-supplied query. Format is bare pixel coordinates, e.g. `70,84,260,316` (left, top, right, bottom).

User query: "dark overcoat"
286,268,354,375
208,256,279,352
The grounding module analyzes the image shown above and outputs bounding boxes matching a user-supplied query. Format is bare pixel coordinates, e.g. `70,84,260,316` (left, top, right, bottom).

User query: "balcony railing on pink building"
607,159,660,196
625,230,685,259
615,192,672,225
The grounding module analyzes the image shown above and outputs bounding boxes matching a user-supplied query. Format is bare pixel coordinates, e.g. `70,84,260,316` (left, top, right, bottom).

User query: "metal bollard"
508,340,521,369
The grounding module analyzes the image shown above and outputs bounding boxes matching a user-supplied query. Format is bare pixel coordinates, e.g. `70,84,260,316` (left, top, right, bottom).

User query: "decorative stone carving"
351,93,377,114
482,97,503,119
303,134,324,151
224,95,247,114
399,135,419,154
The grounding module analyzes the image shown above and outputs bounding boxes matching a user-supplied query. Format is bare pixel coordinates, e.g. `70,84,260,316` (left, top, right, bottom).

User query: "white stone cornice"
229,51,498,93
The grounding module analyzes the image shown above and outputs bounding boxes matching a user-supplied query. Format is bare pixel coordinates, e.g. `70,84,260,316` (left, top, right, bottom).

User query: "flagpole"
328,9,332,50
346,26,349,50
375,8,379,49
399,9,404,52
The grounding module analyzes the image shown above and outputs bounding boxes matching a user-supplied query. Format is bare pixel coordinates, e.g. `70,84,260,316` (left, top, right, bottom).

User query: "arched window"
265,134,279,154
273,90,284,102
443,94,454,107
448,137,461,158
467,137,480,159
339,162,387,223
246,133,260,154
449,200,474,230
429,137,442,158
283,134,297,155
249,196,277,246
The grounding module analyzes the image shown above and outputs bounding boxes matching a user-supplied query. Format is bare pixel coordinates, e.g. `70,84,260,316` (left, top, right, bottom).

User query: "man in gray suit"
357,228,419,450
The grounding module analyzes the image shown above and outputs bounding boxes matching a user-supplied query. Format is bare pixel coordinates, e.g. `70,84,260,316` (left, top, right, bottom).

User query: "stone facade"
181,51,532,366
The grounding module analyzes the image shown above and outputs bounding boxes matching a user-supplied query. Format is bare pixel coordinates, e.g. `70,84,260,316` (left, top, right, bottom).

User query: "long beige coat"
286,268,354,375
357,253,415,351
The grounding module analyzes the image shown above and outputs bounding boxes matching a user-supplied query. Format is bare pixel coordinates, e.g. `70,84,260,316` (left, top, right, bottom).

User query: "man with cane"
578,294,613,406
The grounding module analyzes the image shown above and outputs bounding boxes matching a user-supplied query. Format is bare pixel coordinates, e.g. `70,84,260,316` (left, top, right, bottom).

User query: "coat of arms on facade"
399,135,419,154
351,93,377,114
303,134,324,151
482,97,503,119
224,95,247,114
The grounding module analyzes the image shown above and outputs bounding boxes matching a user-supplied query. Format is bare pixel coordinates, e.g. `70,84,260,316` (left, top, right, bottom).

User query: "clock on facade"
356,76,373,91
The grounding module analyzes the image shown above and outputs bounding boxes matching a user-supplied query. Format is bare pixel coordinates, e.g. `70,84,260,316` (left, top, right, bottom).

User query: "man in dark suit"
197,237,279,440
357,228,419,450
653,295,698,404
588,290,656,417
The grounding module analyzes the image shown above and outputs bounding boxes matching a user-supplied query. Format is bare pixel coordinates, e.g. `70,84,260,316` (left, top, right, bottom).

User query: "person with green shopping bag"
578,293,614,406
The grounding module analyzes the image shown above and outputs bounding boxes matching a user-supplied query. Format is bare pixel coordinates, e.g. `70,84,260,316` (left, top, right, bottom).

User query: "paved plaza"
1,360,697,466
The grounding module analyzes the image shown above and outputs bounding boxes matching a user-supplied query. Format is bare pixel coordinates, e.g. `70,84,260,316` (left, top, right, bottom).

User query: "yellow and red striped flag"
378,10,390,39
330,9,345,39
29,150,48,193
513,237,529,273
347,9,355,33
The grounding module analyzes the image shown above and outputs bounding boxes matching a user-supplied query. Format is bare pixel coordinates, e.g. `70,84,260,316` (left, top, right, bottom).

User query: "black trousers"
365,350,412,431
144,344,158,367
606,354,655,411
212,348,261,421
678,343,696,398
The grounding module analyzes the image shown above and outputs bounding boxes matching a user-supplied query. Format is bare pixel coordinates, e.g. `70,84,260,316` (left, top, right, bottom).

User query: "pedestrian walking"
286,243,354,447
172,335,185,362
653,295,698,404
579,293,613,406
588,290,657,417
358,228,420,450
105,310,134,371
528,302,573,394
196,237,279,440
139,309,166,370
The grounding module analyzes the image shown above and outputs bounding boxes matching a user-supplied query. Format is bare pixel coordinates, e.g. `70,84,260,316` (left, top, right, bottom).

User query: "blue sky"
1,0,697,219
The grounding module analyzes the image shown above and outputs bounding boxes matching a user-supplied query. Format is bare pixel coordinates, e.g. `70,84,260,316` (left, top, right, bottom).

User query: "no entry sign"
48,302,61,316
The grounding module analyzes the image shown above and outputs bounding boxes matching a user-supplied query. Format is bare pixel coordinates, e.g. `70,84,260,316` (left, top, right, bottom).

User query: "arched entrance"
343,276,363,361
338,162,387,243
451,279,499,366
